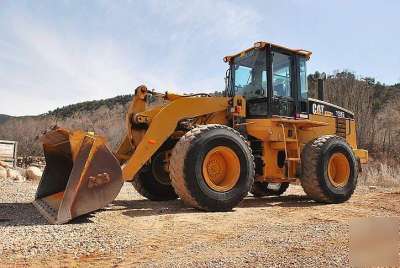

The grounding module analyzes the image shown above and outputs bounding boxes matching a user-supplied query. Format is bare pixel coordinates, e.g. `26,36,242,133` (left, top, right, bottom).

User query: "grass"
359,161,400,187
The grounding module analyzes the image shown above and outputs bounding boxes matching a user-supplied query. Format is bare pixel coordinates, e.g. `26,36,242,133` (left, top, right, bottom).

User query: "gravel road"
0,179,399,267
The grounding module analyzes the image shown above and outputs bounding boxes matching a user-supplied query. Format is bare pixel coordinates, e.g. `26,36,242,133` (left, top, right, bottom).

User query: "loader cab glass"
270,51,296,117
233,49,267,100
297,56,309,115
229,47,310,118
299,57,308,99
273,53,292,98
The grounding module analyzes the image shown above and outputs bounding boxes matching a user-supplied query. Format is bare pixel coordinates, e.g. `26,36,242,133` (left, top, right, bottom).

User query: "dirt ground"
0,180,399,267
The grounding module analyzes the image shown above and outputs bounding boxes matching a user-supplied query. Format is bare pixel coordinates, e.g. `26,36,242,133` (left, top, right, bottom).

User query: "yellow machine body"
116,87,230,181
33,41,368,224
242,110,367,182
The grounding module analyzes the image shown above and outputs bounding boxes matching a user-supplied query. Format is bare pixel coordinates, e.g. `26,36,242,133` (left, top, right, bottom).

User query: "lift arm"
116,88,230,181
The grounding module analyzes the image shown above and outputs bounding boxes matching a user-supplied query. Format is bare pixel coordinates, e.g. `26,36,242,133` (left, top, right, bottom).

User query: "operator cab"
224,41,311,118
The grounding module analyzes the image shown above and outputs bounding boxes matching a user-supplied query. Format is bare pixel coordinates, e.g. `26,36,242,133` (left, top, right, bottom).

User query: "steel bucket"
33,128,123,224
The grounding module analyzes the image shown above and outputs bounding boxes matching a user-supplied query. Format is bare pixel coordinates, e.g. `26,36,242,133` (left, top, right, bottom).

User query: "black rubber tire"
132,145,178,201
250,182,289,197
169,124,255,211
300,135,358,203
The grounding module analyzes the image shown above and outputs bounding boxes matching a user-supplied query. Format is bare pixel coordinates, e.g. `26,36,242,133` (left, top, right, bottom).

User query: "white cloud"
1,0,400,116
0,1,262,115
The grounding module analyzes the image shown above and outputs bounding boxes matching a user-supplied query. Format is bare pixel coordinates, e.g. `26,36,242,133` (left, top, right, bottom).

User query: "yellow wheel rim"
327,153,350,187
202,146,240,192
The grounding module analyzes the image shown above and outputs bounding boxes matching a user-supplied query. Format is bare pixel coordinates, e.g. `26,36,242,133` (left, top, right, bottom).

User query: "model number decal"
336,111,345,118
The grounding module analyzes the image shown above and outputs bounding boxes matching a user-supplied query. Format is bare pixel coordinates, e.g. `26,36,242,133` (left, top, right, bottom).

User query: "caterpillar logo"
312,103,325,115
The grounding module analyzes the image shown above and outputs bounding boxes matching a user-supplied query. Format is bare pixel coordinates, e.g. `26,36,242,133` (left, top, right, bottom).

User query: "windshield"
233,49,267,100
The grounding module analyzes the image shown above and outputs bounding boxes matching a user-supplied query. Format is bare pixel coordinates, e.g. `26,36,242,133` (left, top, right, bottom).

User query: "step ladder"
280,123,301,179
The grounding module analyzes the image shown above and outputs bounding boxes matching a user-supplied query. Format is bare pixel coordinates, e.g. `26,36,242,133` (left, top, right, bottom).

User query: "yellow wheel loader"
33,41,368,224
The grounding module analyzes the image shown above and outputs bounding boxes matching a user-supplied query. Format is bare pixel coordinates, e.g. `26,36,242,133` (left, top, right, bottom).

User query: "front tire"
132,150,178,201
169,124,255,211
300,135,358,203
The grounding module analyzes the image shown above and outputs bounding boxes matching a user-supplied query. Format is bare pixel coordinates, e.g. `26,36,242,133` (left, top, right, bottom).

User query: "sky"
0,0,399,116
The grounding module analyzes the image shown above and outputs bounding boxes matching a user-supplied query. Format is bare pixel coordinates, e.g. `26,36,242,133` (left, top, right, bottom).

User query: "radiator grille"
336,118,347,138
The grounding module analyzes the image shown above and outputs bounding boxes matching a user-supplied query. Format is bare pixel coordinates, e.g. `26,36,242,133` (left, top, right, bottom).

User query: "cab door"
297,56,309,117
270,50,296,117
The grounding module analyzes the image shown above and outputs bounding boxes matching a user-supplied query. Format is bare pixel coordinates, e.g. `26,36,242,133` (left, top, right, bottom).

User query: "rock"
16,167,27,177
0,161,10,168
26,166,43,181
7,168,25,182
0,166,7,179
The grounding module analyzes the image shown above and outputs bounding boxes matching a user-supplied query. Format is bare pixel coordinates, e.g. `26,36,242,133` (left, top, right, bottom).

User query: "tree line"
0,73,399,164
308,71,400,163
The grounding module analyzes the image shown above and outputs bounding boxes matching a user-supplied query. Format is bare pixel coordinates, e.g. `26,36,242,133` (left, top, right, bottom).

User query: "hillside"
0,114,12,124
0,95,133,156
0,72,399,161
0,94,134,127
45,94,134,118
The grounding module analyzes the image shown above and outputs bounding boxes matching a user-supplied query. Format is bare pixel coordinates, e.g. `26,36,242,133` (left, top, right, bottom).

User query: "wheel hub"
327,152,350,187
202,146,240,192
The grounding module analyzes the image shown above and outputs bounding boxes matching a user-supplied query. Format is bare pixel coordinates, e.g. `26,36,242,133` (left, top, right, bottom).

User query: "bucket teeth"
33,195,62,224
33,128,123,224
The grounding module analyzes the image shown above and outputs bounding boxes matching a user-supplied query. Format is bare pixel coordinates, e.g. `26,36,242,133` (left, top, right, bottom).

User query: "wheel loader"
33,41,368,224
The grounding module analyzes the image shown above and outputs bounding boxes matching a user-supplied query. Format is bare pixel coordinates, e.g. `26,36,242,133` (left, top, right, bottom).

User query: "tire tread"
169,124,254,210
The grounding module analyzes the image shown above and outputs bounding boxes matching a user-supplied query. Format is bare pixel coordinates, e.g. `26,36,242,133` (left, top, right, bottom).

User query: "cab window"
273,53,291,97
299,57,308,99
233,49,267,100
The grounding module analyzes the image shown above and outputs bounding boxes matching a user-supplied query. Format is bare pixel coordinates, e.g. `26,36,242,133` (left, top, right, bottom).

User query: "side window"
273,53,292,97
299,57,308,99
234,66,252,89
233,49,267,100
262,70,267,91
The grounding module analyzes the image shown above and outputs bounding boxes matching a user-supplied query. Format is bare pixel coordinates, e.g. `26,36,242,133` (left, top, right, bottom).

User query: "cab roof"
223,41,312,63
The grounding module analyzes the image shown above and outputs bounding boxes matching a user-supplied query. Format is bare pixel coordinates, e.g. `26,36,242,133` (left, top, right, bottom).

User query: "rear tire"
132,150,178,201
169,124,254,211
300,135,358,203
251,182,289,197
